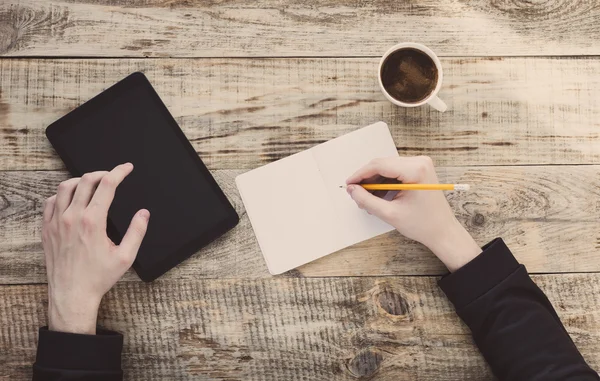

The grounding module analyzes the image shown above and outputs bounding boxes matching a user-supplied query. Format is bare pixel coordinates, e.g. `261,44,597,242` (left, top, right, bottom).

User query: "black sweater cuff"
35,327,123,371
438,238,520,310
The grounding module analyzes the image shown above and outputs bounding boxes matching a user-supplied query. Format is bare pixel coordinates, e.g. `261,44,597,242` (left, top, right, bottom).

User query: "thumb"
347,185,392,222
119,209,150,261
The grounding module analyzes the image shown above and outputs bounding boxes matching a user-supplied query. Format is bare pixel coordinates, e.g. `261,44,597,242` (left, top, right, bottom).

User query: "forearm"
47,293,100,335
439,239,599,381
427,218,481,272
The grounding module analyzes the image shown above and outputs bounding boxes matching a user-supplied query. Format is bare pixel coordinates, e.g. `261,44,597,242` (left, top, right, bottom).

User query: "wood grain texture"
2,275,600,380
1,0,600,57
1,165,598,284
1,57,600,171
0,1,598,379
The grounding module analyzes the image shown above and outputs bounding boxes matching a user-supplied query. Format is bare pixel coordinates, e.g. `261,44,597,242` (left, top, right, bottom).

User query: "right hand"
346,156,481,272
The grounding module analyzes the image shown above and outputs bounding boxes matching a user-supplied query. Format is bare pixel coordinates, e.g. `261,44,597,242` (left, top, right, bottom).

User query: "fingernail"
346,185,355,195
124,162,133,169
138,209,150,220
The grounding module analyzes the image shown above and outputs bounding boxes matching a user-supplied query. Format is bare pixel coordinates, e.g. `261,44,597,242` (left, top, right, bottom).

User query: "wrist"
48,293,101,335
427,219,482,272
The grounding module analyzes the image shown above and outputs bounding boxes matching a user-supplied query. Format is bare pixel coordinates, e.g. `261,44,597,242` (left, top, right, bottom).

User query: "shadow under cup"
380,48,439,104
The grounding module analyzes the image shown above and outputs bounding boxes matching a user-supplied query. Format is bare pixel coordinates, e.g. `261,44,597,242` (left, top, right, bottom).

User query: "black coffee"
380,48,438,103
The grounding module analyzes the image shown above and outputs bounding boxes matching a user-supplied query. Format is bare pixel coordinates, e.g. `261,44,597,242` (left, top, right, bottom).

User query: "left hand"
42,163,149,334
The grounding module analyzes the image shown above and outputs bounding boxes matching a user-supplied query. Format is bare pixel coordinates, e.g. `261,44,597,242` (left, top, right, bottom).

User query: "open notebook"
236,121,399,274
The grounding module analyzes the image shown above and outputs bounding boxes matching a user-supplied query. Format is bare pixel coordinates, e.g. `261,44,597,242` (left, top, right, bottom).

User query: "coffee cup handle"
428,95,447,112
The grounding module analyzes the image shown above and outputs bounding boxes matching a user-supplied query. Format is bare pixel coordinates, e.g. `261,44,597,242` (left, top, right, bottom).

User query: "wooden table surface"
1,1,600,380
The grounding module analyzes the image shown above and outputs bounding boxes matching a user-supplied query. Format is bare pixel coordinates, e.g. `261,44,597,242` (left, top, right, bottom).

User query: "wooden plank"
1,274,599,380
1,1,600,57
1,166,598,284
1,57,600,171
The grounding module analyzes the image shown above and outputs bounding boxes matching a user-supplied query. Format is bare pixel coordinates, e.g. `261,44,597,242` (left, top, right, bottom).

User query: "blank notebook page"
236,121,399,274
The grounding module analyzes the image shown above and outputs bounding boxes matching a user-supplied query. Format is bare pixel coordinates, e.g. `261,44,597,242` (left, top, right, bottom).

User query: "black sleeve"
33,327,123,381
439,238,599,381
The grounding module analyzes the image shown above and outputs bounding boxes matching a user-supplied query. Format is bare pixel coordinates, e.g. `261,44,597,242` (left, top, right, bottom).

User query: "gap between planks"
4,55,600,60
3,271,600,288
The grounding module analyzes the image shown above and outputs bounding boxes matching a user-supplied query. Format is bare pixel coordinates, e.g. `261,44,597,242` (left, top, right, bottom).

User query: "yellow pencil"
340,184,470,191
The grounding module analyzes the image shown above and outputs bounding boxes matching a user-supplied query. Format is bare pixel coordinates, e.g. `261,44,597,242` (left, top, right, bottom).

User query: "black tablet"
46,72,239,282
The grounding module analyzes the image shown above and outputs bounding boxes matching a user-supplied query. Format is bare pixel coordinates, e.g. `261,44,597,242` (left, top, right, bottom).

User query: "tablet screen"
47,73,238,280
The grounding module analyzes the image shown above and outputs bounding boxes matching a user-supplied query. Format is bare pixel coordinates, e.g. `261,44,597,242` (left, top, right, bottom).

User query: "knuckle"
100,175,115,188
118,254,134,267
415,158,432,174
60,212,74,228
57,180,71,192
81,173,94,183
81,213,97,229
370,157,383,166
419,155,434,167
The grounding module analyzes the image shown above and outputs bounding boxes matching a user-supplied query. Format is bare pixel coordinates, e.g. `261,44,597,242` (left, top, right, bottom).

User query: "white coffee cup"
378,42,447,112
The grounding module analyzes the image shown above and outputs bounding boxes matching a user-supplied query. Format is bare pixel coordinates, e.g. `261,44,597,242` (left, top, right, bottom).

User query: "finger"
345,156,429,185
346,157,406,184
88,163,134,218
118,209,150,263
43,195,57,223
54,178,81,215
69,171,109,209
346,184,392,221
